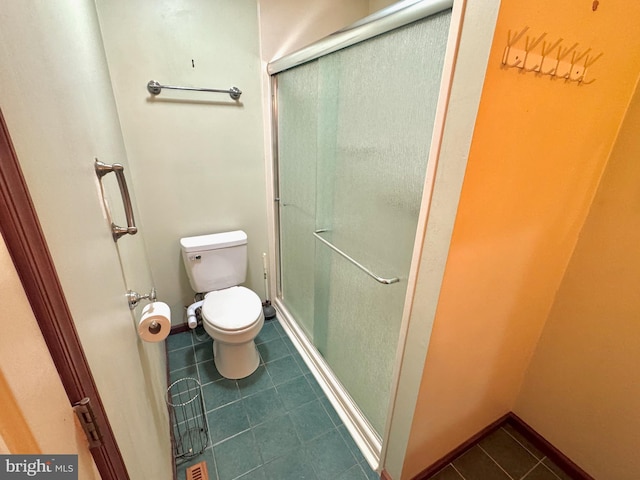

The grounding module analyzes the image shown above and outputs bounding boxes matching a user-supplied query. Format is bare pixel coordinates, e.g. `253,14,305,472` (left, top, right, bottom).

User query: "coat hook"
502,27,530,66
539,39,563,75
557,42,579,61
576,54,600,85
567,49,592,82
508,26,530,46
526,32,547,51
522,33,547,72
553,42,578,79
584,52,603,68
505,54,523,68
541,47,561,75
579,77,596,85
573,48,592,65
576,66,596,85
561,51,578,81
542,38,563,56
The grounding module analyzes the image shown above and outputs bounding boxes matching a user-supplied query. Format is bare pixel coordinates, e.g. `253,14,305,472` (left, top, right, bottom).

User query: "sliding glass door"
276,10,451,436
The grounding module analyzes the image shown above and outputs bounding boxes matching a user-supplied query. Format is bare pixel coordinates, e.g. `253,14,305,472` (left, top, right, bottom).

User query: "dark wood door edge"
410,411,594,480
0,110,130,479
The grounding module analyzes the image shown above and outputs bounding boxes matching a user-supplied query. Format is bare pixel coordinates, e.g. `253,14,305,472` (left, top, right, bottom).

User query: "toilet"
180,230,264,379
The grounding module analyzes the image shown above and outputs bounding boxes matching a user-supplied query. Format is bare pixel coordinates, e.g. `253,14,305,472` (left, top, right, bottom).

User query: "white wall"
96,0,269,323
369,0,400,15
259,0,369,62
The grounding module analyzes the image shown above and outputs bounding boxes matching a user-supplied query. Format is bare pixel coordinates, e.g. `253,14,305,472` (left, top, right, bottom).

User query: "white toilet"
180,230,264,379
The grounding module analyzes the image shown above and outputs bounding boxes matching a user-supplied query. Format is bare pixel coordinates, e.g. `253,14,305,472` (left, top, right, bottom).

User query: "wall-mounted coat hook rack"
501,28,602,85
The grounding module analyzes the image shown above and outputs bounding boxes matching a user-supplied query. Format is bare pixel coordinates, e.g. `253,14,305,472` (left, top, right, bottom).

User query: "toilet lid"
202,286,262,331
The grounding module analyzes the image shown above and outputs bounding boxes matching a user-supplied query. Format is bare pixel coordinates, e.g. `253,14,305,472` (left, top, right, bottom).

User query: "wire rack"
167,377,208,461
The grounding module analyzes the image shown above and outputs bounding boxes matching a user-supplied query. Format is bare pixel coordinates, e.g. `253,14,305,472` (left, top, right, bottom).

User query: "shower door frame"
265,0,506,478
267,0,469,472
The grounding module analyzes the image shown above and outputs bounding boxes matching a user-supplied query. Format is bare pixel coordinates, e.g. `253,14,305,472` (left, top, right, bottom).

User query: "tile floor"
427,424,574,480
166,318,380,480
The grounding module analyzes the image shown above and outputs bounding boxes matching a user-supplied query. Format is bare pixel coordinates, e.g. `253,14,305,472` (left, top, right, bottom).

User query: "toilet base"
213,339,260,379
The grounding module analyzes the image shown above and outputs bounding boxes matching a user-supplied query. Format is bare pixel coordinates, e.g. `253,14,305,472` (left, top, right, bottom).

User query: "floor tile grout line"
499,427,565,480
450,463,467,480
500,426,543,462
520,458,544,479
537,459,565,480
477,444,516,480
175,319,368,480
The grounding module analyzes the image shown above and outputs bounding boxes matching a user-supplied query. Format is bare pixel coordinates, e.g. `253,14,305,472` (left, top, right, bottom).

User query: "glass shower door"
277,10,451,436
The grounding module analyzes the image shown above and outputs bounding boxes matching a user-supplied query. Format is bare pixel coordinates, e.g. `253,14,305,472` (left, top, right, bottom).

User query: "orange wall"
402,0,640,477
514,80,640,480
0,234,98,477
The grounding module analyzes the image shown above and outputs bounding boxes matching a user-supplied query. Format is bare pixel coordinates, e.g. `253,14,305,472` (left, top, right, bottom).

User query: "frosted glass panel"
277,11,451,435
278,62,318,340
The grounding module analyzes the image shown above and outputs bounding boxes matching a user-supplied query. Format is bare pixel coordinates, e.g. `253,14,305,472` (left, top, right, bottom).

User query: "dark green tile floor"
167,318,380,480
427,424,574,480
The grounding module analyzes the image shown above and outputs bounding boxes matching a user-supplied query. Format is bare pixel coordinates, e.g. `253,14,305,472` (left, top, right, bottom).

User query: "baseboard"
412,412,594,480
170,323,190,335
412,413,510,479
507,413,594,480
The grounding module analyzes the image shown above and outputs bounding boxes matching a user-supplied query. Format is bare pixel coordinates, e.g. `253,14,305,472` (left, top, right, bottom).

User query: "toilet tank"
180,230,248,293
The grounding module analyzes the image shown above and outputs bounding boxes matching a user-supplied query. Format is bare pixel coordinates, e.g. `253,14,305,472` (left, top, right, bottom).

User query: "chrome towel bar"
147,80,242,100
95,159,138,242
313,230,400,285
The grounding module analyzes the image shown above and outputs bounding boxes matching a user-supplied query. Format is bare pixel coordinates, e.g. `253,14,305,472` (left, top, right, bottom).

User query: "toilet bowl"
201,286,264,379
180,230,264,380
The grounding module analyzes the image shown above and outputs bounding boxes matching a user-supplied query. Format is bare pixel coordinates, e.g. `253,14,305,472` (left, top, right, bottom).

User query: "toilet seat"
202,286,262,332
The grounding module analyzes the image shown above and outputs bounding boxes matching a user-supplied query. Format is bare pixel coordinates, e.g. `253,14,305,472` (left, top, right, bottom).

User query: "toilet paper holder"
127,287,157,310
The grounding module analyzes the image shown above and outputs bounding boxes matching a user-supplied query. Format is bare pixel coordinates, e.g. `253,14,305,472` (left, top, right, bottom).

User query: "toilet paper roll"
138,301,171,342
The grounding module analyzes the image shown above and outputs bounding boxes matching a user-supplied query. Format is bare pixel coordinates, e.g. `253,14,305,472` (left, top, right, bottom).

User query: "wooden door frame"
0,110,129,479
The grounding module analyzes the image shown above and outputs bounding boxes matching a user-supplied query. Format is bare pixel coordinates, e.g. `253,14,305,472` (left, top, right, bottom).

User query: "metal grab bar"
313,230,400,285
147,80,242,100
95,159,138,242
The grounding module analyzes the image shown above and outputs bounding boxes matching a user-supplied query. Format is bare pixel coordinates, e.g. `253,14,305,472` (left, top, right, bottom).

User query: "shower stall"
268,0,453,468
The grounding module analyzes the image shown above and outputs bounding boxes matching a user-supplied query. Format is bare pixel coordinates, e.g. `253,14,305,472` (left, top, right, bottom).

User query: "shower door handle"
95,159,138,242
313,230,400,285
